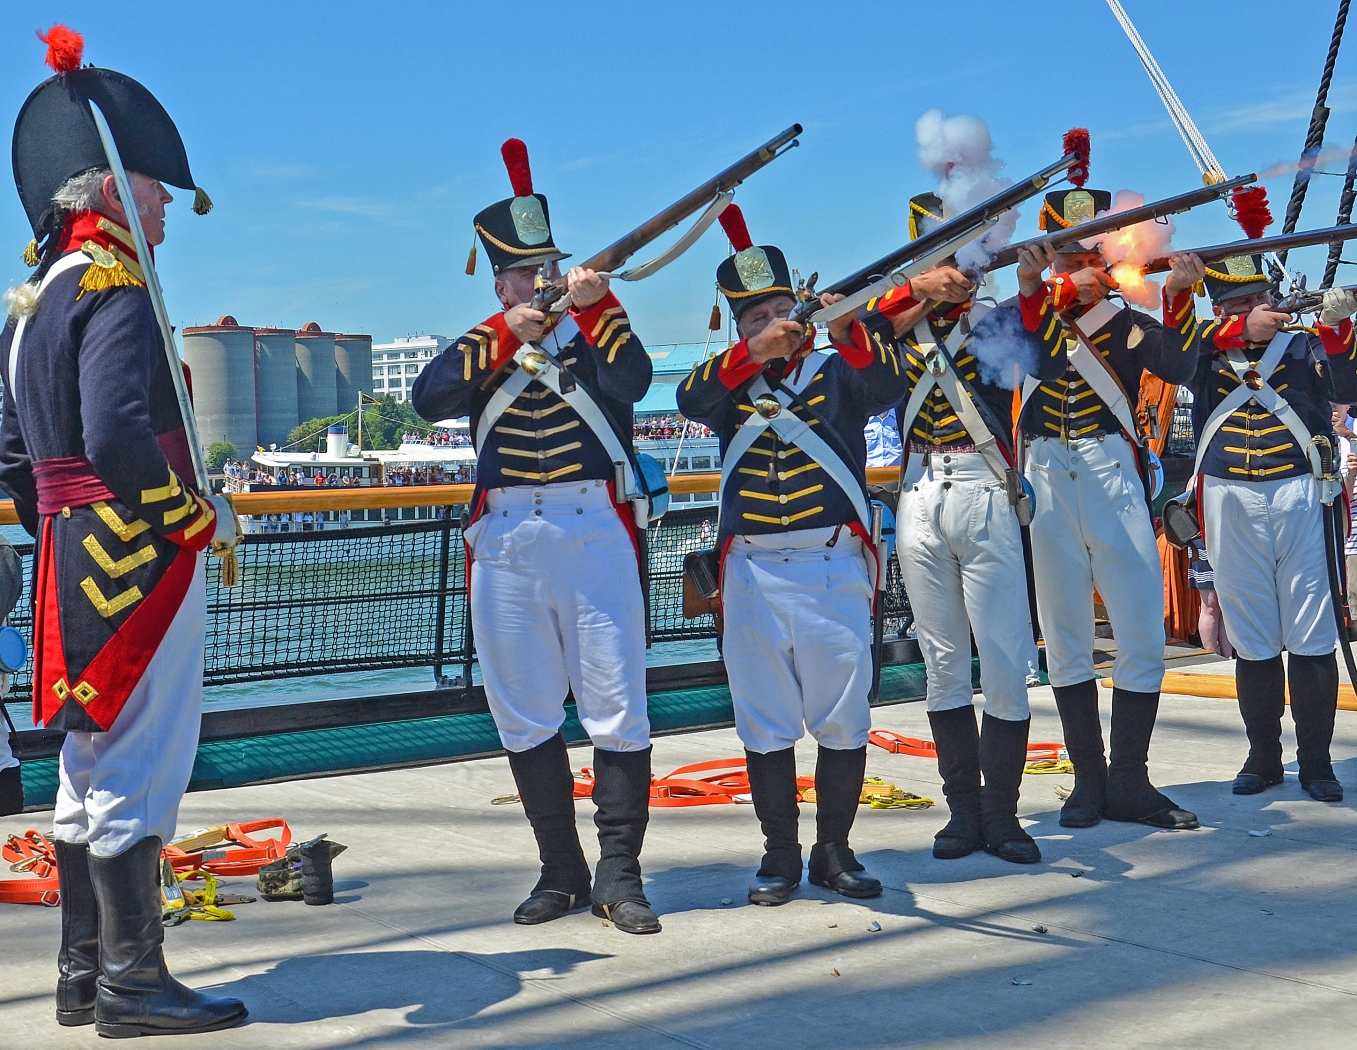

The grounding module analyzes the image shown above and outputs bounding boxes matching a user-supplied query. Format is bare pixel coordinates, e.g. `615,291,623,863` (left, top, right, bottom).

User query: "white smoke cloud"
914,109,1017,272
967,306,1038,391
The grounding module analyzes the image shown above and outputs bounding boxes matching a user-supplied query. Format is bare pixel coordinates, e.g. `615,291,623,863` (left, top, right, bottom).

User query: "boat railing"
0,469,911,708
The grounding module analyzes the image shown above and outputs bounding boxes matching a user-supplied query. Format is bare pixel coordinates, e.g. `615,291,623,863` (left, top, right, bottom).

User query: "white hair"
50,167,111,215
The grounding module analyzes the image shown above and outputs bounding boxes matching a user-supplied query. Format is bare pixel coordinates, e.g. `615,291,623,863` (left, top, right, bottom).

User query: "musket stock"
986,173,1257,271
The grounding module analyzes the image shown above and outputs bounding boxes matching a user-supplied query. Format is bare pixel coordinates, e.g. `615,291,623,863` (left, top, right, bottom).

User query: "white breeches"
1201,473,1336,661
0,727,14,771
899,453,1035,721
722,528,874,754
467,481,650,754
1026,435,1165,692
54,560,205,858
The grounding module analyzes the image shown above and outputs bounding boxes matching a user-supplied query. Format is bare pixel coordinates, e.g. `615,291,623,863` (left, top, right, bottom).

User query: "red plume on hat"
719,204,753,252
501,138,533,197
37,24,83,73
1063,128,1090,188
1231,185,1272,239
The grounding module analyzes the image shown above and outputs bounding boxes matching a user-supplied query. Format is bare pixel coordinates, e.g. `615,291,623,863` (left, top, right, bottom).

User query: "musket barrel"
580,124,802,276
814,151,1081,304
986,172,1257,271
1141,223,1357,274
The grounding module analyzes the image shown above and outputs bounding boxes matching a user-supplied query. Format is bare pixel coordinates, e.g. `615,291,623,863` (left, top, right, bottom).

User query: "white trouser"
466,480,650,753
899,453,1035,721
1026,434,1164,692
1202,473,1336,660
54,560,205,858
722,527,874,754
0,727,14,771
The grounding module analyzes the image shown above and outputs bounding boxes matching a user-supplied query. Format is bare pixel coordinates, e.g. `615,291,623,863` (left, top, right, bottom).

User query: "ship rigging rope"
1274,0,1350,278
1104,0,1225,182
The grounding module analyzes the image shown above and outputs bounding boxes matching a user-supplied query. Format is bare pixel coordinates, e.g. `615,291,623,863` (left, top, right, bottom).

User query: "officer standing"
413,139,659,935
677,205,906,906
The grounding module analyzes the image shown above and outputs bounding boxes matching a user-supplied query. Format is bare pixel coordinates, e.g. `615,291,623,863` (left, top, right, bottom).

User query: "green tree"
206,441,238,471
359,395,425,450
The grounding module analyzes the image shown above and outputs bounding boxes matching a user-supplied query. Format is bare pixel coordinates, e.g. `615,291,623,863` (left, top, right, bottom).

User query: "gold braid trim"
474,223,556,256
76,257,144,299
22,240,39,267
1039,200,1075,231
1204,266,1268,284
718,283,795,299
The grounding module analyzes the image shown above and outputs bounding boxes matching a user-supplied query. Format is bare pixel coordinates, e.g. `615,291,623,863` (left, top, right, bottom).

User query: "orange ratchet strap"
0,830,60,906
870,729,1067,766
572,758,816,807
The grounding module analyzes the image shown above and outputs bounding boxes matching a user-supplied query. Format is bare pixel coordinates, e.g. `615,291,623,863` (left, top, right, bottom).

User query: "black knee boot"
744,748,802,905
590,746,661,934
1052,680,1107,827
1233,655,1286,794
927,707,982,859
807,746,881,899
979,715,1041,864
1103,688,1199,828
0,762,22,816
54,842,99,1026
89,837,248,1038
505,734,592,924
1289,652,1343,802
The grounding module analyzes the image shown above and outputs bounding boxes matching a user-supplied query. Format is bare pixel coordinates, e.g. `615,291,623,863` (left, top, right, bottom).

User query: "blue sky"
1,0,1355,344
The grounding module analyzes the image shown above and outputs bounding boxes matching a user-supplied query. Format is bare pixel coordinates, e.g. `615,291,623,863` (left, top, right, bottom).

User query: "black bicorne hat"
12,26,210,243
715,204,794,321
470,138,570,275
909,192,945,241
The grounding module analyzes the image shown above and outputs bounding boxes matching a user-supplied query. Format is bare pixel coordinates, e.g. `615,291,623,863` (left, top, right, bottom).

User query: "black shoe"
808,841,882,899
514,890,588,925
54,841,98,1027
1052,681,1106,828
978,714,1042,865
88,837,248,1038
933,810,983,860
592,900,662,934
506,735,593,910
928,707,983,860
1303,779,1344,802
1102,688,1199,829
1232,771,1284,795
0,763,22,816
748,873,799,906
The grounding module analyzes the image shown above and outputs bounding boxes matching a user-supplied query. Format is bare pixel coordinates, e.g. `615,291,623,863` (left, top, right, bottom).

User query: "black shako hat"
1204,187,1276,305
715,204,794,321
12,26,210,243
470,138,570,275
908,192,945,241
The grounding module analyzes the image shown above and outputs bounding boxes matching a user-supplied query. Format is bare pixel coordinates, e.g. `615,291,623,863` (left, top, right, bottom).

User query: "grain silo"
334,333,373,416
253,327,299,448
294,322,338,423
181,316,256,458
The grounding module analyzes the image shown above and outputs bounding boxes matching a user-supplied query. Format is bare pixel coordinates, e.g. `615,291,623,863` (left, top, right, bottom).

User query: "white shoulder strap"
1193,331,1313,478
1018,297,1122,418
7,252,90,404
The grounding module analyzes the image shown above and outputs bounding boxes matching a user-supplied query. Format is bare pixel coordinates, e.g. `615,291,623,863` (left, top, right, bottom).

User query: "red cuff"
1163,287,1194,328
1319,318,1355,356
1212,315,1249,351
831,319,875,369
716,339,765,390
164,494,217,552
1047,273,1081,313
569,290,623,345
477,312,521,368
874,282,920,319
1018,287,1050,332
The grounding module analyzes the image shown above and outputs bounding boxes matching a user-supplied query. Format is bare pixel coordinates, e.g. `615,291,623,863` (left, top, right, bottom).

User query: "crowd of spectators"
634,414,711,441
385,465,474,486
401,428,472,446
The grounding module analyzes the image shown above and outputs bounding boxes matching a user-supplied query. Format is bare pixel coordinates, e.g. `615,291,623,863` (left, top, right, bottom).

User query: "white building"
370,335,452,402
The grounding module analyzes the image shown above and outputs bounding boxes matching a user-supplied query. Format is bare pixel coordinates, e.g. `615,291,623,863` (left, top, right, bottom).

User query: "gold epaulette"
75,240,145,299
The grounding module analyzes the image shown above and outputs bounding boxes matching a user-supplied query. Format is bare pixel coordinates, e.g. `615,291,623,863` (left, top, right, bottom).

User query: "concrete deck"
5,663,1357,1049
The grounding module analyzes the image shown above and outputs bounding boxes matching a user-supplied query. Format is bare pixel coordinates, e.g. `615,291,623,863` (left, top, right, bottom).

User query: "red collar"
54,211,147,268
